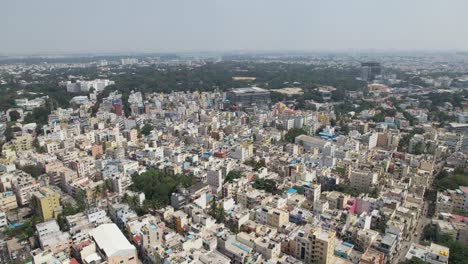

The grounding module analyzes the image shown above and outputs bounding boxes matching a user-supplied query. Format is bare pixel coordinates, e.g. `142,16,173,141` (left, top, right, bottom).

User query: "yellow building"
33,188,62,221
1,147,17,162
267,208,289,228
0,191,18,211
105,141,118,150
12,134,33,153
294,226,336,264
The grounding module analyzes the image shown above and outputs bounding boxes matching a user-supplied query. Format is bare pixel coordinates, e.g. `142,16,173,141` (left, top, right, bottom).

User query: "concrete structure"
89,223,138,264
36,220,72,254
349,169,378,191
293,226,336,264
0,191,18,211
33,188,62,221
405,242,449,264
295,135,331,152
12,173,40,206
361,62,382,81
226,87,271,107
360,247,385,264
255,207,289,228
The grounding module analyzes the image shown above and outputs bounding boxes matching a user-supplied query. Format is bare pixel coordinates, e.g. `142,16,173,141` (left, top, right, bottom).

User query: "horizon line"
2,48,468,58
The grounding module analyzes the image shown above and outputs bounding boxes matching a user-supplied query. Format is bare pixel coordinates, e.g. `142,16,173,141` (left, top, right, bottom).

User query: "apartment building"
0,191,18,211
33,188,62,221
349,169,378,191
70,156,96,178
293,226,336,264
12,172,40,206
11,134,33,153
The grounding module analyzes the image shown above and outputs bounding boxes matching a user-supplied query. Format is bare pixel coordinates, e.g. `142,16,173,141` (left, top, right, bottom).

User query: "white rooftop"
231,87,269,94
90,223,136,257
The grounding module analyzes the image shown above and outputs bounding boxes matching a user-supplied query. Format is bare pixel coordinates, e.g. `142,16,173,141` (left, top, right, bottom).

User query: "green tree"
209,199,217,219
422,224,468,264
252,178,279,194
292,185,305,194
284,128,308,143
413,141,426,155
103,178,113,194
244,159,266,171
399,257,427,264
75,190,87,211
64,203,82,215
229,223,240,234
140,123,154,136
216,205,225,223
4,123,15,141
94,184,102,201
57,213,69,231
32,137,46,153
331,89,347,101
398,133,413,152
403,111,417,126
8,110,21,122
224,170,243,183
433,171,468,191
17,164,42,178
131,170,196,207
24,106,50,127
29,196,39,217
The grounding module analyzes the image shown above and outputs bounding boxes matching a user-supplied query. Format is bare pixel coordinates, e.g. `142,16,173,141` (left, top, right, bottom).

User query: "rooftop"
231,87,269,94
89,223,136,257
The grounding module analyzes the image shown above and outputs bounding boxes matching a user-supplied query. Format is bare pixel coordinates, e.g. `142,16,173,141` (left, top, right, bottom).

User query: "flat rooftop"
231,87,269,94
449,123,468,128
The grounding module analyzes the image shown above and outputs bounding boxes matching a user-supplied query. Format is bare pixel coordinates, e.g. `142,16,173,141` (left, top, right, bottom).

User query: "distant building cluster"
120,58,139,65
60,79,114,93
361,62,383,82
226,87,271,108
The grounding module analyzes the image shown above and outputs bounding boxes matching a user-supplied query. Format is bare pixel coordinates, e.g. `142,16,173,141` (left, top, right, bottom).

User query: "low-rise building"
89,223,138,264
0,191,18,211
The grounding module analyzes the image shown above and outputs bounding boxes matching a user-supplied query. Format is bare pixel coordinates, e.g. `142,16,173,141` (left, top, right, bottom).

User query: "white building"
368,132,378,149
89,223,138,264
349,169,378,191
207,169,223,195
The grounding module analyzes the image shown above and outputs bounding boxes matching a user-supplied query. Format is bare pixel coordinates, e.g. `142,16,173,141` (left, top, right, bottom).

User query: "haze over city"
2,0,468,54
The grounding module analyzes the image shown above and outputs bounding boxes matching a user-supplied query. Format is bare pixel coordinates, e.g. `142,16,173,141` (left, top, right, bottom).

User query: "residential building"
33,187,62,221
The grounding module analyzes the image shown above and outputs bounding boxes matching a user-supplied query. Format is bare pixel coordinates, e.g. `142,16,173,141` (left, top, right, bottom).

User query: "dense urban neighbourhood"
0,53,467,264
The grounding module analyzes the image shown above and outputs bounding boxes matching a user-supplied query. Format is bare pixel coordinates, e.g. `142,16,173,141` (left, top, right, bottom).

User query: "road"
392,202,431,264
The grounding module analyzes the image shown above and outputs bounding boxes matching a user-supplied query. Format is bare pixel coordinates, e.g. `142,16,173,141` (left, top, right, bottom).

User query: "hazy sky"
2,0,468,54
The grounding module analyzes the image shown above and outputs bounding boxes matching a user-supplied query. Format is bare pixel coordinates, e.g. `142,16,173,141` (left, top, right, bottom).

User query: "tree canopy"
131,170,196,206
284,128,308,143
140,123,154,136
252,178,280,194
